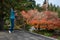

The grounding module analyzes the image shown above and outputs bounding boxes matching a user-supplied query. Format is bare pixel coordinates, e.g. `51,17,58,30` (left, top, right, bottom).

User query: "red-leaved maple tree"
21,9,60,30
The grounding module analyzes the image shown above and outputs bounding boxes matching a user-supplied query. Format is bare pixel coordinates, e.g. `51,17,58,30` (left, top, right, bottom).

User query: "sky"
35,0,60,7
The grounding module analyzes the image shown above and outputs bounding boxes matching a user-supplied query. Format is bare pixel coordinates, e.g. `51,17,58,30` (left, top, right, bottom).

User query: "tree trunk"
0,0,4,30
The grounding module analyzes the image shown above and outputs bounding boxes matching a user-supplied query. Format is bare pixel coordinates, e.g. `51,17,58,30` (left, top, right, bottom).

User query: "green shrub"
44,33,53,37
57,36,60,40
25,24,31,31
4,25,9,30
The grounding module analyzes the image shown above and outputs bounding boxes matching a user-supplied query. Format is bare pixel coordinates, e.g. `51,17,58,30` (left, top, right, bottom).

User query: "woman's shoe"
9,31,11,34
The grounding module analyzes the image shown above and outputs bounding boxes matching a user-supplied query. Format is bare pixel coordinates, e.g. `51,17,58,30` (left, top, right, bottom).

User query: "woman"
9,8,15,33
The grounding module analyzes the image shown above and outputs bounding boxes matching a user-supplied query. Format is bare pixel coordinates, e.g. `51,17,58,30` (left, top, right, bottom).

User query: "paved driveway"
0,30,56,40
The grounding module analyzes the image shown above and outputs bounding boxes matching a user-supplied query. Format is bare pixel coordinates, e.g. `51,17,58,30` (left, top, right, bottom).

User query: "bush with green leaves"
25,24,31,31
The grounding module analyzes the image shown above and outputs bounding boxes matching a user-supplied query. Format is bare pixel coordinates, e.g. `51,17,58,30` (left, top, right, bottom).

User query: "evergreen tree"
0,0,36,29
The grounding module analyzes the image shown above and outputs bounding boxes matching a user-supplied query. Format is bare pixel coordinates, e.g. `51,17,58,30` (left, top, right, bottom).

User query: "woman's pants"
10,19,14,32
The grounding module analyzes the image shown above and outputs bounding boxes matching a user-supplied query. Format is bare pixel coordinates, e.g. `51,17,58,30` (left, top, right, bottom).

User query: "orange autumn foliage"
21,9,60,30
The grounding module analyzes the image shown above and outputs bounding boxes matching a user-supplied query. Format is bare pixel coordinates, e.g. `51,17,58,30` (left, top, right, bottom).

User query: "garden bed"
32,30,60,40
